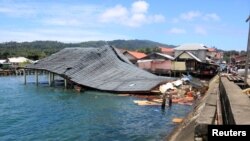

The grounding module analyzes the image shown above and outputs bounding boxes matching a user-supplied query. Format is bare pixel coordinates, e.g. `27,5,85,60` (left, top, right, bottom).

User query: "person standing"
169,92,172,107
161,92,167,109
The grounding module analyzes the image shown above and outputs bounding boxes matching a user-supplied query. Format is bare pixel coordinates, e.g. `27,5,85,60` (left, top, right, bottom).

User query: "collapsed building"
26,46,172,93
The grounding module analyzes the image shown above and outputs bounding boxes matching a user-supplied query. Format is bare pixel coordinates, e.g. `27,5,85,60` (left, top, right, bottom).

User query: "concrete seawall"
167,75,219,141
219,77,250,124
167,75,250,141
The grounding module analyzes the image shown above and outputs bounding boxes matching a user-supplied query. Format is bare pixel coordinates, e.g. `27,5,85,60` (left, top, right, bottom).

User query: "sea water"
0,76,191,141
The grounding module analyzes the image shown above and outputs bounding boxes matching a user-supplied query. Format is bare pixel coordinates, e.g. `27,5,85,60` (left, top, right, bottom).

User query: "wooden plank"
227,76,233,81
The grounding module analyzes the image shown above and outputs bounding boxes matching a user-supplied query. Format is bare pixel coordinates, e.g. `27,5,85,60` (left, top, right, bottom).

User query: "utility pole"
244,15,250,86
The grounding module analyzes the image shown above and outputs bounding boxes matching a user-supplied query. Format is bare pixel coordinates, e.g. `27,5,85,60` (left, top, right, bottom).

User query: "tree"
0,40,176,59
2,52,9,59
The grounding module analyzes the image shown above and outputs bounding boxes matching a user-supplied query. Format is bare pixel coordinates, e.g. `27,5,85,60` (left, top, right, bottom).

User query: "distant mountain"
108,39,176,49
0,40,176,60
71,39,175,49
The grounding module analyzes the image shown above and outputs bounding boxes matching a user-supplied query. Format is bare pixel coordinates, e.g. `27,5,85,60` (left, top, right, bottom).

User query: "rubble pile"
134,74,209,106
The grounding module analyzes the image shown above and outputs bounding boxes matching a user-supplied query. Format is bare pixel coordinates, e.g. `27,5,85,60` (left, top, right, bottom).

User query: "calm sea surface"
0,75,191,141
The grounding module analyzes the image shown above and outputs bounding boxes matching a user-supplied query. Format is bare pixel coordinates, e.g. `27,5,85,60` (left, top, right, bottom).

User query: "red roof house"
158,47,174,56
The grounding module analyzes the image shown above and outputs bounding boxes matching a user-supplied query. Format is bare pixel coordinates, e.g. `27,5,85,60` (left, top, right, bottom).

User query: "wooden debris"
133,100,161,106
242,88,250,95
172,118,183,123
118,94,130,96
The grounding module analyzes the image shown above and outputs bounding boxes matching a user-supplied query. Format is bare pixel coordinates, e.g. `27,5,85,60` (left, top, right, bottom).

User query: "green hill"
0,40,176,60
108,39,175,49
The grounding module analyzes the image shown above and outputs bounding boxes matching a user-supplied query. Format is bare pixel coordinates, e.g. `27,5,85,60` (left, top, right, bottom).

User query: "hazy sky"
0,0,249,50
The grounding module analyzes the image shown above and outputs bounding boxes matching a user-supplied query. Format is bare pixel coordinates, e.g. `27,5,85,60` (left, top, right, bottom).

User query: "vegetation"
109,39,175,49
137,47,161,54
1,39,246,62
223,50,247,63
0,40,175,60
209,47,247,63
0,41,65,60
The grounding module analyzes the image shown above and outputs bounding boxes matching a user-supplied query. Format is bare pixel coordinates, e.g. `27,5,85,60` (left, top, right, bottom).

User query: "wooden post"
48,72,52,86
35,70,38,86
24,69,26,85
64,78,67,89
52,73,55,86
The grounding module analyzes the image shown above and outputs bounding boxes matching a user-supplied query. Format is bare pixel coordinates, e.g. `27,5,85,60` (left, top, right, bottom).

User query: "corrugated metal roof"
26,46,172,93
175,51,202,62
156,53,175,60
159,47,174,52
186,52,202,62
0,60,6,64
140,52,174,60
208,48,216,52
8,57,33,63
174,43,208,50
126,51,147,59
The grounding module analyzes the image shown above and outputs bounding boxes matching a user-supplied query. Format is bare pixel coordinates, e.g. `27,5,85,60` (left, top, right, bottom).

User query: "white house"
0,59,7,64
174,43,208,62
7,57,34,68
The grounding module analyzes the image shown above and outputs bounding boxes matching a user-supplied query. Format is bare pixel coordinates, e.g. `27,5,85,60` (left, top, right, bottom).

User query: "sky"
0,0,249,51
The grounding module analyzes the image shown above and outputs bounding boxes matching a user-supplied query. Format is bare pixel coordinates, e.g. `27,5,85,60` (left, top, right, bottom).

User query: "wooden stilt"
35,70,38,86
48,72,52,86
24,69,26,85
52,73,55,86
64,78,67,89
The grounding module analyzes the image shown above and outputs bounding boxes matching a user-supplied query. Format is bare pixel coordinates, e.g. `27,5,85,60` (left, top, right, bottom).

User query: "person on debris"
161,91,167,109
227,65,230,73
162,88,174,109
168,92,172,107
